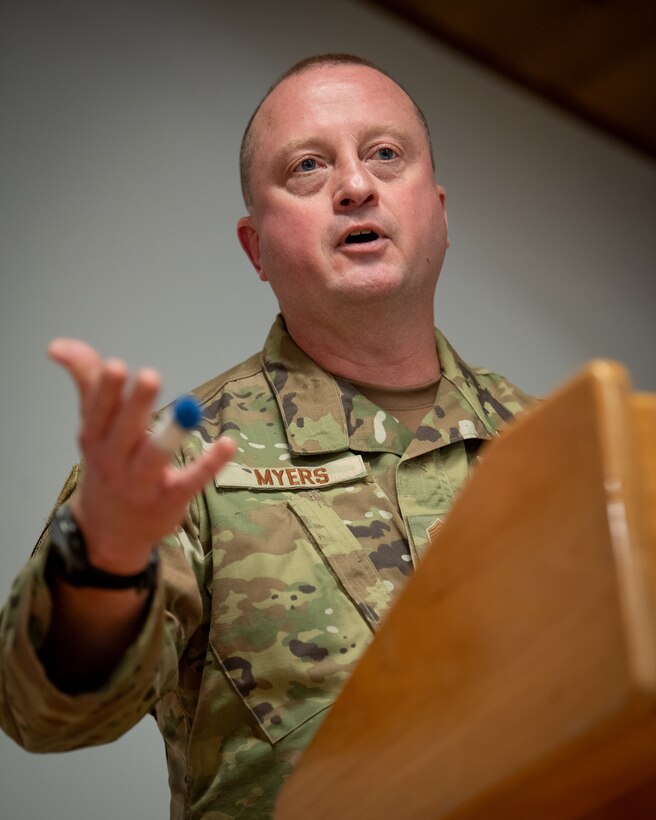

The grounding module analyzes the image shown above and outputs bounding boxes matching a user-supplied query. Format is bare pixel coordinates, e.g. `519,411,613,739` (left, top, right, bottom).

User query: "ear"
436,184,450,249
237,216,267,281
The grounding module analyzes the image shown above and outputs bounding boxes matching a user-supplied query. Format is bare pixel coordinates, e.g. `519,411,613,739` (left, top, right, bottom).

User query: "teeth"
344,229,380,245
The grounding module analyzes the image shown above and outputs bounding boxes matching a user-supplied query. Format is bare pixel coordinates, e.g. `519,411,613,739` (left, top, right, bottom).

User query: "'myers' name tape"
215,454,367,490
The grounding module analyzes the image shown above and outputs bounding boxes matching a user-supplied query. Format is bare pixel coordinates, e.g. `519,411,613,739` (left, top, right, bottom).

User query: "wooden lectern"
275,362,656,819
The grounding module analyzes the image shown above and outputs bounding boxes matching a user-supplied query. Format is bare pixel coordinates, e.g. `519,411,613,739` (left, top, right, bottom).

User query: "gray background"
1,0,655,817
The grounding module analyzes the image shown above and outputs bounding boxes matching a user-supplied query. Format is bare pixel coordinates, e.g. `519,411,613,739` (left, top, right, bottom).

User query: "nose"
332,158,378,211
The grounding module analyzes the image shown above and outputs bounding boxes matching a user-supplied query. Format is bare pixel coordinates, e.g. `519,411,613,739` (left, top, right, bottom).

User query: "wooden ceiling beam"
362,0,656,159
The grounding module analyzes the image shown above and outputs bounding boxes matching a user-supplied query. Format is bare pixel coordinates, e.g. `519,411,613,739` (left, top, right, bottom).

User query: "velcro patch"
215,454,367,490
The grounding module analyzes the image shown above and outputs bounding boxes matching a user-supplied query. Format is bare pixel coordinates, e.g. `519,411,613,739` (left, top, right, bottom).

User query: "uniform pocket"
287,493,394,626
208,495,377,743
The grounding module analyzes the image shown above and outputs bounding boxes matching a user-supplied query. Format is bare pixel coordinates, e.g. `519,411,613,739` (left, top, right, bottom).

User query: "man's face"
237,64,448,322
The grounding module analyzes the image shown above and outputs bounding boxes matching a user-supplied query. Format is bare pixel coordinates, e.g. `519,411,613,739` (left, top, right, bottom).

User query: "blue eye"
377,147,397,161
296,158,317,172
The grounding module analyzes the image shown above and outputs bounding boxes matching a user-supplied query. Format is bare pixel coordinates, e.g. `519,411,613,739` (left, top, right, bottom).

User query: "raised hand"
48,339,235,574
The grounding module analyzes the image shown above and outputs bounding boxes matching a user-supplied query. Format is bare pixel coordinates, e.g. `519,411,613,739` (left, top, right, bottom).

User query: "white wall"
1,0,654,817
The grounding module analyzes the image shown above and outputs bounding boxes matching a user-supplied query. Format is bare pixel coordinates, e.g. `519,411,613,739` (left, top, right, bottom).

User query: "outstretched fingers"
47,337,233,551
49,339,165,466
83,359,129,442
106,368,162,463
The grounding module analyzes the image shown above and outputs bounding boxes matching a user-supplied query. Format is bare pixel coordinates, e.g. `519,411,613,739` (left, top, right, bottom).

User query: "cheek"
259,207,325,267
397,188,447,267
413,186,446,238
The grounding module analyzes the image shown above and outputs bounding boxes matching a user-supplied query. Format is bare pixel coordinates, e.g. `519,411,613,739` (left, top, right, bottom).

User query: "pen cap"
173,395,201,430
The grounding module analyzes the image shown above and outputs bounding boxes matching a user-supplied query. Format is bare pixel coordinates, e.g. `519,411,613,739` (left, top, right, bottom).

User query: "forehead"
253,64,422,149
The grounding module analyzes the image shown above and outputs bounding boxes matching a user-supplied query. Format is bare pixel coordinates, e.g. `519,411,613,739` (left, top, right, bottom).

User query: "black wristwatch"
47,505,159,591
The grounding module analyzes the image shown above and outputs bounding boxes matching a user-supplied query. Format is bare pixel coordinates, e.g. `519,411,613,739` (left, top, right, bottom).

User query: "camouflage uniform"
0,316,533,819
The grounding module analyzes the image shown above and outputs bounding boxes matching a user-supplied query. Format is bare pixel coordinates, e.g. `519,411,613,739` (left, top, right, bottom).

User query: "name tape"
215,454,367,490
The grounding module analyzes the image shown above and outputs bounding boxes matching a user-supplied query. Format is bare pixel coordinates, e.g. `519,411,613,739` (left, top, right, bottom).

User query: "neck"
282,303,440,387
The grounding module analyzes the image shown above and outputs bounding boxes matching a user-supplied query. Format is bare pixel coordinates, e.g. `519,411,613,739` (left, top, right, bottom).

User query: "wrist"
46,505,159,591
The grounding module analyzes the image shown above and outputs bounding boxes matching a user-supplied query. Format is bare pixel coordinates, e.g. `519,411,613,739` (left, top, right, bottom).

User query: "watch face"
51,507,86,572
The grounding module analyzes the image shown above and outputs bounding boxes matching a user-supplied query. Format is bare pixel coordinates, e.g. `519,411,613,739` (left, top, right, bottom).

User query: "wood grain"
275,362,656,819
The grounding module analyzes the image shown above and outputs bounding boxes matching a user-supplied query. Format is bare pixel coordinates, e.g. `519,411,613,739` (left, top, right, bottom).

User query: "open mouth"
344,230,380,245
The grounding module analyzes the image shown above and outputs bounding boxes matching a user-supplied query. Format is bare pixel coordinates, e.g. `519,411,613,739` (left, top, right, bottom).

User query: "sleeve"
0,466,208,754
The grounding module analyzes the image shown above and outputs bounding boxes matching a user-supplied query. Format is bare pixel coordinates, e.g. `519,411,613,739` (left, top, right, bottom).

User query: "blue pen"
151,395,201,453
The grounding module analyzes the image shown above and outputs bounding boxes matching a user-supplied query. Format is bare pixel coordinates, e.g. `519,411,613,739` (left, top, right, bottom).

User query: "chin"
330,268,408,300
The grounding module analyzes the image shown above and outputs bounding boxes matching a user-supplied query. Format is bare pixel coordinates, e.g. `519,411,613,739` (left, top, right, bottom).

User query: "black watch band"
47,505,158,591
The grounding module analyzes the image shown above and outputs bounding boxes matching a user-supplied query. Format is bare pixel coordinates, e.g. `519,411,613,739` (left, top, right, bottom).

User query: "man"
0,55,532,818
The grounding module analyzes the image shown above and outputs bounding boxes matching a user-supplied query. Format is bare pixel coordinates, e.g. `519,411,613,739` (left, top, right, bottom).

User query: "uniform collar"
261,315,516,457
